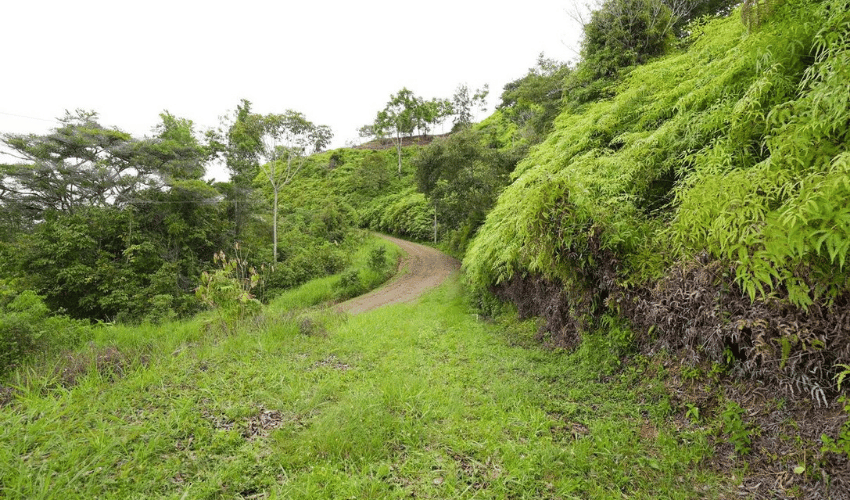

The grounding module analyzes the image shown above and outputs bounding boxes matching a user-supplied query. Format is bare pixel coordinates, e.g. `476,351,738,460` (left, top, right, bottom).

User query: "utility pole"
433,202,438,244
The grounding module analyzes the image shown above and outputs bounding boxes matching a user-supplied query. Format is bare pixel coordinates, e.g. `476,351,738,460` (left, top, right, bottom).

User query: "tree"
413,129,524,251
11,177,229,321
568,0,736,100
222,99,264,239
415,98,453,137
141,111,211,181
256,110,333,262
371,88,422,175
365,89,454,175
582,0,674,75
357,124,378,143
1,110,151,218
498,55,570,142
0,110,214,223
452,84,489,130
1,111,226,322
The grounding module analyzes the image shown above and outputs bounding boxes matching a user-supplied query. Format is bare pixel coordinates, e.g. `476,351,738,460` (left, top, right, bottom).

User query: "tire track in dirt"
336,234,460,315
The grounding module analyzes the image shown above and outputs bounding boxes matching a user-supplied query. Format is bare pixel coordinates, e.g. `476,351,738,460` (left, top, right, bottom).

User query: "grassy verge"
0,267,731,499
265,232,402,313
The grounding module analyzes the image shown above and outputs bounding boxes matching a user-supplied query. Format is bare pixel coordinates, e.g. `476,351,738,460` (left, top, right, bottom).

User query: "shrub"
195,249,262,331
0,289,90,375
334,270,365,300
368,246,388,273
361,188,433,241
257,242,349,302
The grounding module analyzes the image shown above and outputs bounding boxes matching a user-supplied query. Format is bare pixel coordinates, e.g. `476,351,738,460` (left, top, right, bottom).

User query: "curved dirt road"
337,234,460,314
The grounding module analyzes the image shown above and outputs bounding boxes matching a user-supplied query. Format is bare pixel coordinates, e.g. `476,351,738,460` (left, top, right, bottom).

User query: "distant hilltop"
352,133,450,150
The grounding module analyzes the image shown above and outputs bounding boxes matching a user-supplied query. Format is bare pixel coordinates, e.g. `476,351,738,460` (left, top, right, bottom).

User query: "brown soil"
337,234,460,315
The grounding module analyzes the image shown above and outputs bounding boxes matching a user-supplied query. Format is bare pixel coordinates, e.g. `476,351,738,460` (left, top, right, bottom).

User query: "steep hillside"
465,0,850,495
259,144,436,242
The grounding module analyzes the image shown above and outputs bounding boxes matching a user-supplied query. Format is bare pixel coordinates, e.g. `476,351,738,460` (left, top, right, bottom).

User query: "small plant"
681,366,701,381
721,401,753,455
685,403,701,422
821,396,850,459
196,245,262,331
708,362,726,381
834,364,850,391
723,346,736,366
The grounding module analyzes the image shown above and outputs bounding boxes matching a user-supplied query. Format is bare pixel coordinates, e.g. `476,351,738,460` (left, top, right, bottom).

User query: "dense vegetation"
461,0,850,494
2,0,850,495
467,0,850,391
0,109,415,376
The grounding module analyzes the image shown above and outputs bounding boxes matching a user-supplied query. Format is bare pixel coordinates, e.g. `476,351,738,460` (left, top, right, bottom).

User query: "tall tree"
141,111,211,181
1,111,225,321
257,111,332,262
414,129,518,230
1,110,144,217
372,88,421,175
414,97,453,137
222,99,264,239
451,84,489,130
0,110,209,221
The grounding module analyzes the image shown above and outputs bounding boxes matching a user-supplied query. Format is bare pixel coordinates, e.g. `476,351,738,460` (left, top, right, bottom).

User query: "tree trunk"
234,195,240,239
396,130,402,176
272,186,279,263
433,203,437,243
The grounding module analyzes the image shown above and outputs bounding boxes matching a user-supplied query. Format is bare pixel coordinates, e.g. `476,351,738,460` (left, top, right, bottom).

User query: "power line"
0,111,58,124
0,110,221,134
122,198,233,205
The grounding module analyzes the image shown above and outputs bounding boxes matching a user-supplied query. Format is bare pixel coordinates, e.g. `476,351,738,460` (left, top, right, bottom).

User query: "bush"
334,270,366,300
195,250,262,332
368,246,388,273
361,188,433,241
259,243,349,301
0,289,90,375
465,0,850,397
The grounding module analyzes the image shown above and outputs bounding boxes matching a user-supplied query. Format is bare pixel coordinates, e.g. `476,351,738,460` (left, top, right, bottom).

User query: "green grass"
0,272,729,499
266,233,401,313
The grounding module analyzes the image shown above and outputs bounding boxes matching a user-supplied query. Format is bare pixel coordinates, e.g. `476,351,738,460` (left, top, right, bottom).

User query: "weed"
52,344,130,387
721,401,754,455
821,396,850,459
297,315,329,337
708,362,726,381
834,364,850,391
682,366,701,382
195,246,262,331
686,403,701,422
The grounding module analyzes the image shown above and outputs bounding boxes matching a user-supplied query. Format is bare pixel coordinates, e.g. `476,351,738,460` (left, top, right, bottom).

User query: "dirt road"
337,234,460,314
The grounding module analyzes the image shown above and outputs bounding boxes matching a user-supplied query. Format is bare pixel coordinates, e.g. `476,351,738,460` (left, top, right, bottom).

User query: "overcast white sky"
1,0,582,180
